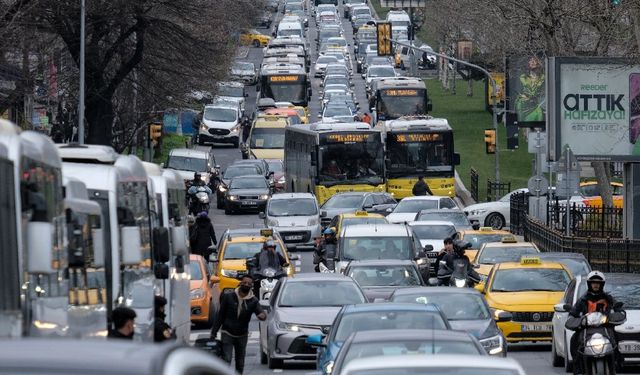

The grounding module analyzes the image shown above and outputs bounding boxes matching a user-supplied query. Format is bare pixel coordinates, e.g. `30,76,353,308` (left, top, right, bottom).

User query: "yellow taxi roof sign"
260,229,274,237
355,211,369,216
479,227,494,232
501,235,518,243
520,256,542,265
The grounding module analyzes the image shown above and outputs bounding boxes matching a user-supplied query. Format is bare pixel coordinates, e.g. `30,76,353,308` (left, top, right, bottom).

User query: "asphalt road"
188,4,569,375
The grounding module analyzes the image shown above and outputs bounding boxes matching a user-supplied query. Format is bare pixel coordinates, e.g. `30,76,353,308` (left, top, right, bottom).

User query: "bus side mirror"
171,226,189,256
153,227,171,263
426,100,433,112
154,263,169,279
121,226,143,265
453,153,460,166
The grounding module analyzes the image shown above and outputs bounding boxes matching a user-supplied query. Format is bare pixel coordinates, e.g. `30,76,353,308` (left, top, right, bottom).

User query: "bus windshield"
262,76,307,105
387,132,453,177
250,128,285,149
377,89,427,119
318,134,384,186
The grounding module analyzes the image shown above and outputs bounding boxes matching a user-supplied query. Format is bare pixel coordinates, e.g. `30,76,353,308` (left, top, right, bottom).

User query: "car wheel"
552,331,563,367
224,205,233,215
484,213,505,230
253,39,261,48
217,196,223,209
268,353,283,369
260,334,268,364
564,336,573,373
233,138,239,148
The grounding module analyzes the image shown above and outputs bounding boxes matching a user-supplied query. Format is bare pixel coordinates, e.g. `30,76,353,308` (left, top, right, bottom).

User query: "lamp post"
78,0,85,144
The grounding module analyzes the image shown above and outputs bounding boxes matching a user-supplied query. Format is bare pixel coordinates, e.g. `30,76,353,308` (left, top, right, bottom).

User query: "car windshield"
230,177,267,189
334,311,447,341
278,29,303,37
217,85,244,97
318,56,339,64
348,265,422,287
462,233,509,249
477,246,539,264
393,199,438,213
268,198,317,216
417,212,470,227
322,195,363,209
166,156,207,172
190,262,203,280
410,225,457,240
342,217,387,227
325,77,349,87
368,66,395,77
350,368,519,375
342,339,481,368
250,128,285,149
223,241,284,260
541,257,591,277
223,166,260,179
324,106,352,118
342,237,413,261
327,38,347,46
285,3,303,11
279,281,365,307
233,62,254,71
204,107,236,122
577,279,640,309
266,161,283,172
491,268,571,292
393,293,490,320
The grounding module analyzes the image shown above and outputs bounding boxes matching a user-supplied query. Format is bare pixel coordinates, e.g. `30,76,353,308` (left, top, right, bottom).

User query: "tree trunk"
592,161,614,208
85,94,114,145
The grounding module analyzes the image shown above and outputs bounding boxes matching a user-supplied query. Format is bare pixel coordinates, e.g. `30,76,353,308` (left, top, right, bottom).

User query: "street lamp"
78,0,85,144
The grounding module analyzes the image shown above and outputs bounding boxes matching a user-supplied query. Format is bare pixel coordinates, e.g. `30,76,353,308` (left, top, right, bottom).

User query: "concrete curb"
455,170,476,207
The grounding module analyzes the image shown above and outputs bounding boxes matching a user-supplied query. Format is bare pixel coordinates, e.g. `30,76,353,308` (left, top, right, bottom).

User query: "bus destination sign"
269,75,301,82
326,133,371,143
392,133,441,142
383,89,419,96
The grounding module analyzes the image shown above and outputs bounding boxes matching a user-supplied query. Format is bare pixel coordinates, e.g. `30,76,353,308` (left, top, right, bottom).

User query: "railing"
487,180,510,202
546,199,623,239
470,167,479,203
510,191,529,236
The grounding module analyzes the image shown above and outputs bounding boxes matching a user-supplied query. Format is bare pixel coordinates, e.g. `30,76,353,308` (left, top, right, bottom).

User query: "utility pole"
78,0,85,144
391,39,501,197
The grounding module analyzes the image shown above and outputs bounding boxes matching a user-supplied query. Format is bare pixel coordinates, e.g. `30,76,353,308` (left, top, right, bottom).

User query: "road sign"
527,175,549,196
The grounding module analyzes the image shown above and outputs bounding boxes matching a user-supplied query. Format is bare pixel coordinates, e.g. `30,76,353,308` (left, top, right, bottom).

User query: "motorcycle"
246,257,287,300
566,302,626,375
188,185,211,215
318,259,335,273
436,258,480,288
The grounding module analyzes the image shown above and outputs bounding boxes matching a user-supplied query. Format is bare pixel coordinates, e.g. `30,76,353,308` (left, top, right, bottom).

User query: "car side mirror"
495,311,513,322
423,244,434,252
385,207,393,213
453,153,461,166
320,210,327,218
554,303,568,313
472,263,480,269
472,223,480,230
475,282,486,293
208,252,217,263
259,212,266,219
210,275,220,284
153,227,170,263
415,250,427,260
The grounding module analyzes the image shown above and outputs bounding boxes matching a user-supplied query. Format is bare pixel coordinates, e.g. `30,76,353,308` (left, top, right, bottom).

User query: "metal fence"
487,180,510,202
509,191,529,236
470,168,479,202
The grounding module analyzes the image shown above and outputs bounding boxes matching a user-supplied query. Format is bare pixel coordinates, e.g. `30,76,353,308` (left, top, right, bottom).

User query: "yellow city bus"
383,116,460,199
284,122,386,204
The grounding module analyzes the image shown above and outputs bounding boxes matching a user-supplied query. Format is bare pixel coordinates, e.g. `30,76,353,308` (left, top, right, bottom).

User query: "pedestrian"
412,176,433,196
108,306,137,340
362,112,372,125
154,295,175,342
211,275,267,374
190,211,217,259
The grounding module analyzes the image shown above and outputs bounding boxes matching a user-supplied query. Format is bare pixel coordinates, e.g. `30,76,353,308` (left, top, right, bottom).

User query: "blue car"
306,303,451,375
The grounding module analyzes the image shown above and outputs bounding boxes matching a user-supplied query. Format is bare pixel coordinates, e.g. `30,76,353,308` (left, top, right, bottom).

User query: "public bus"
383,116,460,199
370,77,431,125
143,163,191,343
284,122,386,204
259,63,311,109
58,145,156,342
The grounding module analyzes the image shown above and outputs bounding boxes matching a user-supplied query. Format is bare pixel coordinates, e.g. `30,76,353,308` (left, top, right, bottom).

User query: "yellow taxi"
480,256,572,343
326,211,388,239
579,181,623,208
458,227,512,261
291,106,309,124
214,229,296,293
240,29,271,47
190,254,218,326
472,236,540,280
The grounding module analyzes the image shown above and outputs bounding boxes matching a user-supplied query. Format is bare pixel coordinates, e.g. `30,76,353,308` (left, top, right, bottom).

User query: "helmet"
586,270,606,293
263,239,276,249
323,227,336,235
194,172,201,179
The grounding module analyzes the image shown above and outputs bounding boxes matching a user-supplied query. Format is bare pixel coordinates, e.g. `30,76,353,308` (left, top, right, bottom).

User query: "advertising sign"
506,56,546,127
485,72,505,112
547,57,640,161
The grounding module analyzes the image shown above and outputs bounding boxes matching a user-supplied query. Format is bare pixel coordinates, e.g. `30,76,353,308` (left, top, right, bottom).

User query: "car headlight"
220,269,239,278
277,176,286,184
218,185,227,192
228,195,238,201
259,194,270,200
454,278,466,287
416,257,427,265
276,321,300,332
467,209,487,216
307,218,318,226
200,123,208,132
323,360,335,374
190,288,205,300
479,334,503,355
267,219,279,226
230,125,240,134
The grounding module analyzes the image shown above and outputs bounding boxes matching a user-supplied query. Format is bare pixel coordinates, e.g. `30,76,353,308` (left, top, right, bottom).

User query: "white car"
314,55,339,77
407,220,458,260
551,273,640,371
386,196,458,224
463,188,528,230
198,101,241,147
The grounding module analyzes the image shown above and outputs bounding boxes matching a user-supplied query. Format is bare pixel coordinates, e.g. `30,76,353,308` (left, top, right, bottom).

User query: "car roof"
408,220,457,227
496,260,567,270
286,272,354,282
348,329,473,344
391,286,483,296
168,148,208,158
343,354,524,372
538,252,588,260
342,302,445,314
401,196,445,202
418,208,464,214
482,241,537,248
342,223,409,237
346,259,417,267
270,192,316,200
340,212,385,219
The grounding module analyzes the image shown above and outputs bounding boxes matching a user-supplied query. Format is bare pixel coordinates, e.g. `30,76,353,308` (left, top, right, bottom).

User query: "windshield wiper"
491,289,516,292
528,288,561,292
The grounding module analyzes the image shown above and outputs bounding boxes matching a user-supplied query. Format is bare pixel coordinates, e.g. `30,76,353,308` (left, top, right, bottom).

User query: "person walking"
154,295,175,342
190,211,217,259
211,275,266,374
108,306,137,340
412,176,433,196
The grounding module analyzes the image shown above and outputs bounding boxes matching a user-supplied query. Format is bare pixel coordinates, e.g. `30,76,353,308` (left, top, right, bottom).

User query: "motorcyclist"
437,240,480,286
252,239,288,296
187,172,206,189
187,172,212,214
313,227,337,272
434,237,454,276
568,271,621,375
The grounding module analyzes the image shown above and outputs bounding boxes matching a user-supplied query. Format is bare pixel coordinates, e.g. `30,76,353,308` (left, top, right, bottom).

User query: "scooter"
188,186,211,215
246,258,287,300
436,259,480,288
566,302,626,375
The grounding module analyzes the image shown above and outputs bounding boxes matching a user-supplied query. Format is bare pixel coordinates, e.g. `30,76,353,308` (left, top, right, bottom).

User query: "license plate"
241,201,257,205
429,258,437,263
285,235,304,240
619,341,640,354
521,324,551,332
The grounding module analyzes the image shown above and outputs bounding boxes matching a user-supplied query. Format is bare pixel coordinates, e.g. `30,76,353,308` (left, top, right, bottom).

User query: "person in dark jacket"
434,237,454,277
412,176,433,196
190,211,217,259
211,275,266,374
313,227,337,272
437,240,480,286
154,295,175,342
108,306,137,340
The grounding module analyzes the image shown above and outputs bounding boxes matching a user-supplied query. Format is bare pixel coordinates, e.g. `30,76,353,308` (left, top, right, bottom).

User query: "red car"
265,159,285,192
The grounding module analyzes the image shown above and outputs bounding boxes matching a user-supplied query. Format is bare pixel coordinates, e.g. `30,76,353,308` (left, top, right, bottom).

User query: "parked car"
463,188,528,230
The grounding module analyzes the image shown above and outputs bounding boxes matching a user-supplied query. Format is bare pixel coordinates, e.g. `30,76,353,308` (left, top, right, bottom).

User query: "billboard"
506,56,546,128
547,57,640,161
485,72,505,112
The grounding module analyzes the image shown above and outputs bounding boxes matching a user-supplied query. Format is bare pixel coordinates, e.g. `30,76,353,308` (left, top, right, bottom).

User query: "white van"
277,21,304,38
386,10,410,39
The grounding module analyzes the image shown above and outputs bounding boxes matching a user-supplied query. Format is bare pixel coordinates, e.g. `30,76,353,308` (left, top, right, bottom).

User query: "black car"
224,175,271,214
344,260,425,302
215,164,262,209
320,192,397,227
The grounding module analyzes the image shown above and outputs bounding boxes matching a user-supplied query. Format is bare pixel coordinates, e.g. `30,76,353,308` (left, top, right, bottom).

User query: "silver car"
259,273,367,369
260,193,322,250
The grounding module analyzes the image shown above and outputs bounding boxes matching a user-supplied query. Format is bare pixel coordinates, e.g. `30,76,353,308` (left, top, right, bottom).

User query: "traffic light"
150,123,162,146
376,22,392,56
484,129,496,154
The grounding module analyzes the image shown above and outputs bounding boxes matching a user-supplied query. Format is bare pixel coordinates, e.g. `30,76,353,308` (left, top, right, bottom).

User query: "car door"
361,195,376,213
555,278,576,357
439,197,458,209
261,280,283,351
